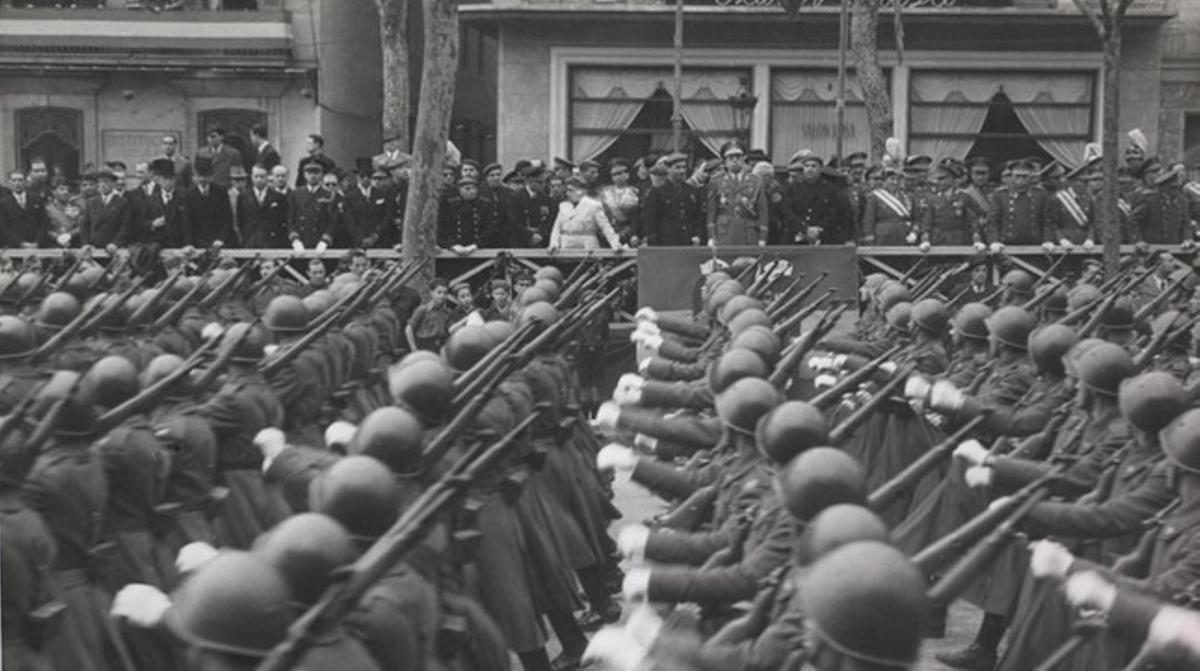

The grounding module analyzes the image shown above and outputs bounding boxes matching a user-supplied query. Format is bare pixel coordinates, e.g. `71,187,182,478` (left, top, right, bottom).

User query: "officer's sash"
1118,198,1132,219
872,189,911,220
1055,190,1089,228
1185,182,1200,199
962,186,991,215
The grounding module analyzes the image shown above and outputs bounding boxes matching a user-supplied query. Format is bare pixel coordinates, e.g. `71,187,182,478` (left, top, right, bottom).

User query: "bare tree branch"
1115,0,1135,16
1070,0,1106,36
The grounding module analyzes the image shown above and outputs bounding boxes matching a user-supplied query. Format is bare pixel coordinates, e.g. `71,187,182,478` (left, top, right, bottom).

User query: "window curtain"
908,73,994,160
770,71,871,162
571,68,750,161
1004,73,1093,168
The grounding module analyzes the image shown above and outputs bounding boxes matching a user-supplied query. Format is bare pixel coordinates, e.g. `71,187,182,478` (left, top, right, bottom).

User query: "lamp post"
729,78,758,143
671,0,684,153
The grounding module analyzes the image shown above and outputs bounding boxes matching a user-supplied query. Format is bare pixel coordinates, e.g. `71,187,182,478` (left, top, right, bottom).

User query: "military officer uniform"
986,183,1050,245
438,181,497,249
286,179,334,248
1131,183,1191,244
923,184,974,245
861,182,915,245
639,175,705,246
706,144,768,246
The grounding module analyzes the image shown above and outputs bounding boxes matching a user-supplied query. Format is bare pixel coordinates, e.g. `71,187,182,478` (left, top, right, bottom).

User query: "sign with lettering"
101,130,179,167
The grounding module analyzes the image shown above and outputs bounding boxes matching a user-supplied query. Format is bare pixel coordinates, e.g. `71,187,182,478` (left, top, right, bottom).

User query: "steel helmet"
223,322,270,364
707,349,769,394
481,320,516,343
714,377,783,435
534,266,565,285
33,370,96,437
876,282,911,313
531,278,561,302
264,295,310,333
309,455,401,540
517,286,551,307
442,325,494,372
798,503,891,565
884,301,912,332
1099,298,1136,332
140,354,187,396
802,542,928,667
518,301,559,331
1160,407,1200,472
986,306,1035,350
952,303,992,342
1119,372,1186,434
348,406,424,475
252,513,357,605
719,295,765,325
1073,341,1134,396
727,308,772,337
82,355,139,407
1027,324,1079,376
911,298,949,336
302,290,336,318
1041,287,1069,317
755,401,829,465
728,325,782,367
1001,269,1035,299
35,291,82,331
776,447,867,522
163,550,296,658
387,355,454,427
0,316,36,360
1066,283,1102,312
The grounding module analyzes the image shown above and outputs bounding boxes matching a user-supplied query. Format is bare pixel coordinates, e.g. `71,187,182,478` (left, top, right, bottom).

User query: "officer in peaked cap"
707,141,769,246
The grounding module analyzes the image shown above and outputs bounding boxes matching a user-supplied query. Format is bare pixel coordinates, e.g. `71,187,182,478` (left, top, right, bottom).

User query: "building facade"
459,0,1191,169
0,0,385,179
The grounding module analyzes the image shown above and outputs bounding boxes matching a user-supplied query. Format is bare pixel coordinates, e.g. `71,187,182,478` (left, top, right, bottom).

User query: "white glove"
617,373,645,392
1083,239,1095,250
111,584,172,628
201,322,224,341
1042,241,1056,253
635,307,658,324
617,524,651,562
622,567,652,602
974,241,987,251
904,375,931,401
315,241,328,255
953,439,988,465
964,465,994,488
638,357,652,374
642,333,664,353
879,361,897,375
905,232,918,245
990,242,1005,254
597,443,637,473
1064,571,1117,614
1029,540,1075,580
324,421,357,450
919,241,931,253
176,542,219,575
583,626,648,671
636,321,662,338
593,402,622,432
807,355,832,371
929,379,965,411
212,239,224,250
263,344,279,358
813,373,837,390
292,239,305,252
987,495,1012,512
613,374,646,406
633,433,658,452
1147,605,1200,655
1059,239,1073,249
56,233,71,247
254,427,287,468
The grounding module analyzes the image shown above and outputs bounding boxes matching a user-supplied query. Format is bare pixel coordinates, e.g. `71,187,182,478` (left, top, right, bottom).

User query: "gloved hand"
622,567,652,602
1147,605,1200,655
1029,540,1075,580
636,321,662,337
597,443,637,473
176,542,219,575
635,307,658,324
1083,239,1095,250
593,402,622,432
919,241,931,253
638,333,664,353
111,584,172,628
315,241,328,255
953,439,988,465
1064,570,1117,614
613,374,646,406
813,373,837,390
990,242,1004,254
974,241,987,252
1042,241,1056,253
617,524,651,562
263,344,279,358
879,361,897,375
1059,239,1073,249
905,232,919,245
254,428,288,468
292,239,305,252
324,421,358,450
56,233,71,247
964,465,993,488
904,375,932,401
201,322,224,341
929,379,965,411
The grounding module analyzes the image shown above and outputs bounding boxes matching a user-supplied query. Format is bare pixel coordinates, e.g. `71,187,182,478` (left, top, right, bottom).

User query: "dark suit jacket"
195,144,243,188
253,142,281,171
341,186,393,248
0,191,46,247
144,189,191,247
184,184,235,248
640,180,705,246
286,186,333,247
80,193,134,247
294,154,337,187
123,185,158,240
510,188,555,247
237,187,289,248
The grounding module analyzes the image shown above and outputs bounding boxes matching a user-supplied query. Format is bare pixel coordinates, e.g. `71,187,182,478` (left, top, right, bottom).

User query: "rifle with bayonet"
766,271,827,322
915,262,970,302
197,257,257,310
809,344,904,409
78,276,146,334
771,289,835,339
868,415,987,513
828,363,916,445
192,319,262,391
764,273,807,316
96,337,220,432
1133,266,1195,322
767,303,849,389
124,267,185,331
51,253,88,293
151,267,215,331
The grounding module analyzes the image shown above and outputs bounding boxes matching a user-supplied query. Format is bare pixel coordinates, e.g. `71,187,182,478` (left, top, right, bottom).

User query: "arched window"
197,108,268,171
16,107,83,179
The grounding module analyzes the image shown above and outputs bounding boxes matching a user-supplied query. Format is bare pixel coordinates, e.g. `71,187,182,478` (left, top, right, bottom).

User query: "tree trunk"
1097,21,1122,276
402,0,458,289
376,0,410,149
849,0,892,162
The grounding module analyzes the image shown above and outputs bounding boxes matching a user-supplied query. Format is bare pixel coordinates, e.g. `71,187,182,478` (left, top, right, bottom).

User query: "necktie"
15,193,24,209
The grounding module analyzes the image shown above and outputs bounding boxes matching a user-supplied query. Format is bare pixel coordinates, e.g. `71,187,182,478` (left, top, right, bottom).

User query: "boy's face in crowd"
430,285,448,304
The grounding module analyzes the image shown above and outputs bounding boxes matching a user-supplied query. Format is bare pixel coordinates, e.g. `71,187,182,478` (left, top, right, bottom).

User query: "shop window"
16,106,82,180
908,70,1094,166
568,66,753,165
197,108,268,171
1183,113,1200,167
769,69,877,164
